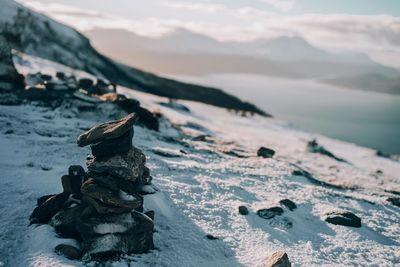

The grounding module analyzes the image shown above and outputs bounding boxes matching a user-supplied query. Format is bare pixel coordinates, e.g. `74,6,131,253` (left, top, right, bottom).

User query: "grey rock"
257,147,275,158
50,205,84,239
238,205,249,215
279,199,297,211
387,197,400,207
79,211,154,259
87,147,146,181
324,210,361,228
265,250,292,267
81,179,142,211
257,207,284,220
77,113,137,147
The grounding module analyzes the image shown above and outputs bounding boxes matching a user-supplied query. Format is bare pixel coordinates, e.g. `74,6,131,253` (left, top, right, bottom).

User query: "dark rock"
78,211,154,258
116,99,159,131
61,175,79,194
206,234,219,240
90,129,133,158
238,205,249,215
257,207,284,219
78,78,93,90
279,199,297,211
68,165,86,179
37,194,56,206
307,139,346,162
81,179,142,212
257,147,275,158
56,72,65,80
24,86,57,102
142,167,152,185
77,113,137,147
387,197,400,207
144,210,155,221
324,210,362,228
45,80,68,91
159,101,190,112
152,149,181,158
55,244,82,260
0,93,22,105
0,36,25,91
50,205,84,239
265,250,292,267
135,106,159,131
87,147,146,181
30,192,70,224
90,172,141,195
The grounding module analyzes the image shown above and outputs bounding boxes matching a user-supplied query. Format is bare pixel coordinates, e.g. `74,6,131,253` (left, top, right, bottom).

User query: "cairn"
30,113,155,260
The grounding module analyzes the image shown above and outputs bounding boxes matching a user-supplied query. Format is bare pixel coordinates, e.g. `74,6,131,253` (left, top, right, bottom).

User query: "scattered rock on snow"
324,210,362,228
307,139,346,162
55,244,82,260
257,147,275,158
279,199,297,211
206,234,219,240
238,205,249,215
257,207,284,219
387,197,400,207
265,250,292,267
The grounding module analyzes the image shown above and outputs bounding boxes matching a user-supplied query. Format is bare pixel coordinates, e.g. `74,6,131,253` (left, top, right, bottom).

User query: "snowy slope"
1,56,399,266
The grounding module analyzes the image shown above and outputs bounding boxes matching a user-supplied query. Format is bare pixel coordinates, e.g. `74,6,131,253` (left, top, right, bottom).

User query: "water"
170,74,400,154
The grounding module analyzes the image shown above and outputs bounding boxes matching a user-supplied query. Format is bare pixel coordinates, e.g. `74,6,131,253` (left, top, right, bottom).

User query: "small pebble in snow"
206,234,219,240
41,166,52,171
238,205,249,215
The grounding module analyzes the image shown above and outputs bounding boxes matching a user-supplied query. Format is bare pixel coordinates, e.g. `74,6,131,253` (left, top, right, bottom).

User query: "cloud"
259,0,297,12
18,0,400,66
162,1,226,13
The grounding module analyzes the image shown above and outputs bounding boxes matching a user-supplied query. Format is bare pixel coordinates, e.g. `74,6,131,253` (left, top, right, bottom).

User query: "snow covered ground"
0,56,399,266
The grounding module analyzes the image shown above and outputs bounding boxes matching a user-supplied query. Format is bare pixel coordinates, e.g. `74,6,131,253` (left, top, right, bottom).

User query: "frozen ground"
0,57,399,266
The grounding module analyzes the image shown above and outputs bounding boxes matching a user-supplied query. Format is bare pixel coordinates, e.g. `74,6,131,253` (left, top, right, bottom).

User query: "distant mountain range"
0,0,267,115
86,28,400,95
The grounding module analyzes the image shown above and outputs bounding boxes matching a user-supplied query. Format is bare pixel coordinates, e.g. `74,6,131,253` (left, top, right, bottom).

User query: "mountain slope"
0,0,267,116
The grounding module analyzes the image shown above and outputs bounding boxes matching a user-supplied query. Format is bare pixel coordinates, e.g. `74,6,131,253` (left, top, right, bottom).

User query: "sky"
17,0,400,68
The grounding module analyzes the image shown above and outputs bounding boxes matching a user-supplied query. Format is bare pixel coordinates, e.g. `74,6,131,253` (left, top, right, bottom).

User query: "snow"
1,55,400,266
93,224,128,235
119,190,135,201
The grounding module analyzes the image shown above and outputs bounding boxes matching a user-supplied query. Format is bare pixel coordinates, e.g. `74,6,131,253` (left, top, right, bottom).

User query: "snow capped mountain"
86,28,400,94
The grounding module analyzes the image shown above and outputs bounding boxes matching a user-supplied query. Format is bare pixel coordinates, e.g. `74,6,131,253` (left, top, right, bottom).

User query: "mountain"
86,28,400,94
0,0,267,116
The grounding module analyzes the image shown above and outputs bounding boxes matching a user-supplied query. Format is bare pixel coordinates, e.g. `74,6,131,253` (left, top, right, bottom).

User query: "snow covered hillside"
0,55,399,266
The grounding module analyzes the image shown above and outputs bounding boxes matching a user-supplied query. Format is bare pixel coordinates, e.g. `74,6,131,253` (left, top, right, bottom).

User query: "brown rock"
81,179,142,211
83,196,139,214
77,113,137,147
87,147,146,181
265,251,292,267
90,172,141,195
90,129,133,158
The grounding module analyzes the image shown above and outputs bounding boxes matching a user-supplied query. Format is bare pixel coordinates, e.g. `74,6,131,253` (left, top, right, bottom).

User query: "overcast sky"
17,0,400,68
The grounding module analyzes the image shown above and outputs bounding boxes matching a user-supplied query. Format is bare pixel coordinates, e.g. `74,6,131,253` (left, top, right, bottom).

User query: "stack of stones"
30,113,155,260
